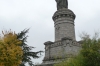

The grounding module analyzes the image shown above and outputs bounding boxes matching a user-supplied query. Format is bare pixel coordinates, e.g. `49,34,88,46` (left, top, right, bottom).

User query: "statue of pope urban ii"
55,0,68,10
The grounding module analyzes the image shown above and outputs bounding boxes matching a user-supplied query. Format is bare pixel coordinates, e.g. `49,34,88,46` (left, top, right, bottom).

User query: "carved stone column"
52,8,76,41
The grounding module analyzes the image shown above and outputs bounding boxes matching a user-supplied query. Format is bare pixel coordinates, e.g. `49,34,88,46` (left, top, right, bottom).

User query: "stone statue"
55,0,68,10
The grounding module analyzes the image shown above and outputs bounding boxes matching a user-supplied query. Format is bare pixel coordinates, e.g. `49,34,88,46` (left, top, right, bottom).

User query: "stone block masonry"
35,1,82,66
53,8,76,41
43,37,81,64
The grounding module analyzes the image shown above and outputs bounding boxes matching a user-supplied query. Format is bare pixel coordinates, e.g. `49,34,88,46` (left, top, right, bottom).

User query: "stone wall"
43,37,81,64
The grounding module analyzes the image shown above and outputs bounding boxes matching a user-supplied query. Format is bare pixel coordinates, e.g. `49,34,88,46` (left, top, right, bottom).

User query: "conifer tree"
17,29,42,66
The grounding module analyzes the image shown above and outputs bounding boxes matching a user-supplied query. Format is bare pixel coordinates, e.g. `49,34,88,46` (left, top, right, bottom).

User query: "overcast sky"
0,0,100,64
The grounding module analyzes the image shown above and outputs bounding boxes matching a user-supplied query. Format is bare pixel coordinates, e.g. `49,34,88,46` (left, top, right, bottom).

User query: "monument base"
35,37,82,66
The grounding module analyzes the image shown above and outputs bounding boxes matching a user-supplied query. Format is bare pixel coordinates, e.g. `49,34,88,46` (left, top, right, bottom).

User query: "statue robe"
55,0,68,10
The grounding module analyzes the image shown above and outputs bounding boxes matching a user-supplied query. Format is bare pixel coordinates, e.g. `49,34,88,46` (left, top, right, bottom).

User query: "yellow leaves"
0,30,23,66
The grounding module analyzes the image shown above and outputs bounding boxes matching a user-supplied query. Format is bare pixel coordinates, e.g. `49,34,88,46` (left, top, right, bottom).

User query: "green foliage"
54,32,100,66
54,54,85,66
0,30,23,66
80,38,100,66
17,29,42,66
54,60,68,66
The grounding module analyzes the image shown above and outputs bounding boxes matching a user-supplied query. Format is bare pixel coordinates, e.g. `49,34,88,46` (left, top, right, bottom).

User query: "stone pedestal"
35,38,81,66
53,8,76,41
42,38,81,65
35,8,81,66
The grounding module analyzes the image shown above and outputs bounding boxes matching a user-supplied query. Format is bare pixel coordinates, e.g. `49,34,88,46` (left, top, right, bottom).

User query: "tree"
17,29,42,66
54,32,100,66
80,35,100,66
0,30,23,66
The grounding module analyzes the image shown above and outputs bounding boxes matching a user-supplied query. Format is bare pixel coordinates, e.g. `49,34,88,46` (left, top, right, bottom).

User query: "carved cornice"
45,39,81,49
44,41,54,45
52,8,76,21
